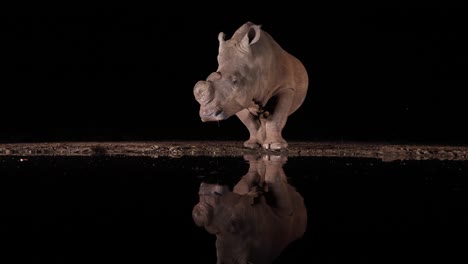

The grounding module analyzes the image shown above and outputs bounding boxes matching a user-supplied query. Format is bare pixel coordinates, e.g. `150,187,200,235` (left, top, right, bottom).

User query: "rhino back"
250,29,308,114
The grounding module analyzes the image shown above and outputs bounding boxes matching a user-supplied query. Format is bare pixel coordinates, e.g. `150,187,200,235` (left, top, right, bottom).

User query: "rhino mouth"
200,109,227,122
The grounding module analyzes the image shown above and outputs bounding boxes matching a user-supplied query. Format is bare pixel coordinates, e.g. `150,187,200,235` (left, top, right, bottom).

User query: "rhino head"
193,23,262,122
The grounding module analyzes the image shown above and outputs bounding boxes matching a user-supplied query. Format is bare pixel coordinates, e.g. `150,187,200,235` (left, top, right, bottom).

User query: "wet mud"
1,141,468,161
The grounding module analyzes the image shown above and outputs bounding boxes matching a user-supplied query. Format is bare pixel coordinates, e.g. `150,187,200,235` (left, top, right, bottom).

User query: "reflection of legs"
233,155,265,195
263,155,293,216
236,109,265,148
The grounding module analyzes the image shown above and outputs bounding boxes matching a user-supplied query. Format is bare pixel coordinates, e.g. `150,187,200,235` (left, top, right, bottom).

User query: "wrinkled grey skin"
193,22,308,150
192,155,307,264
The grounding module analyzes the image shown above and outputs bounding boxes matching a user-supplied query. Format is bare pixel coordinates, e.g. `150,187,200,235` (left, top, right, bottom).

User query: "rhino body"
192,155,307,264
193,22,308,150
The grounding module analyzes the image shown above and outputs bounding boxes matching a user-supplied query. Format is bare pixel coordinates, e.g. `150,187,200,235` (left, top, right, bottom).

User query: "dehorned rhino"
193,22,308,150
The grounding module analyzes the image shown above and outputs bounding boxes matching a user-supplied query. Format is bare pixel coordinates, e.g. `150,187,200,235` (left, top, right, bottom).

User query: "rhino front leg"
236,109,265,148
263,89,294,150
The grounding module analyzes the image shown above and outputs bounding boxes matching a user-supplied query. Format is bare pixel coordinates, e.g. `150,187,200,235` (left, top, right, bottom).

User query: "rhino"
193,22,308,150
192,154,307,264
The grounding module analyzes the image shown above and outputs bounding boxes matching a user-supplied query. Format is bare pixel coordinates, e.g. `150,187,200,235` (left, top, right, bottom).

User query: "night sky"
3,8,467,144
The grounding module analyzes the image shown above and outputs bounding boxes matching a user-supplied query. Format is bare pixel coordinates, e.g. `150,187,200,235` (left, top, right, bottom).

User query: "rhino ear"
241,24,261,48
218,32,226,54
218,32,226,44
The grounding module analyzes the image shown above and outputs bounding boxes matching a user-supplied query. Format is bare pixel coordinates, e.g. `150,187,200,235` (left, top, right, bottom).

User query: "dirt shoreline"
1,141,468,161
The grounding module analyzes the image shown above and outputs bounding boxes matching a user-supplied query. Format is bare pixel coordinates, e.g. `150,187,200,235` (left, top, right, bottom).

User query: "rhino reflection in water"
193,22,308,150
192,155,307,264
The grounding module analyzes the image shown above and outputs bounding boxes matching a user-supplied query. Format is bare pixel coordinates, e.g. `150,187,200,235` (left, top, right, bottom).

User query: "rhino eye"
231,78,238,85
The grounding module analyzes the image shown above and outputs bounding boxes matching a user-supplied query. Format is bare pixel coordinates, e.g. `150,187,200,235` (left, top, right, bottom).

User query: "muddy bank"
1,141,468,161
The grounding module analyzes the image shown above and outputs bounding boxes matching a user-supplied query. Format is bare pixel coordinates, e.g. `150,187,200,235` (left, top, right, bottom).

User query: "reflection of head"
192,183,246,236
192,154,307,264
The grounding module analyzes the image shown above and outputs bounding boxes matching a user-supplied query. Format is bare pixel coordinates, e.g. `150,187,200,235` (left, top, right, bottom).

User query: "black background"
2,8,467,144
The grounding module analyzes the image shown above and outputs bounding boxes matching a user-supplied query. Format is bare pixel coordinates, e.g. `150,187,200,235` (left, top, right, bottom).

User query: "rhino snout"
194,81,215,105
200,109,227,122
192,202,213,227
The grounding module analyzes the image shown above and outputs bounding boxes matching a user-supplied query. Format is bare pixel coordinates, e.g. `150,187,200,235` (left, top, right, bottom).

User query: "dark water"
1,155,467,263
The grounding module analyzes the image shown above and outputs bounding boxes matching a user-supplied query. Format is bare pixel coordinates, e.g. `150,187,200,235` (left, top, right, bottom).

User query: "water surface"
1,155,466,263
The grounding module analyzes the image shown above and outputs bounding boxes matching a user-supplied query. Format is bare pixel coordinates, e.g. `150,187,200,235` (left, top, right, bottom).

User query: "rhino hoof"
263,142,288,150
244,140,261,149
